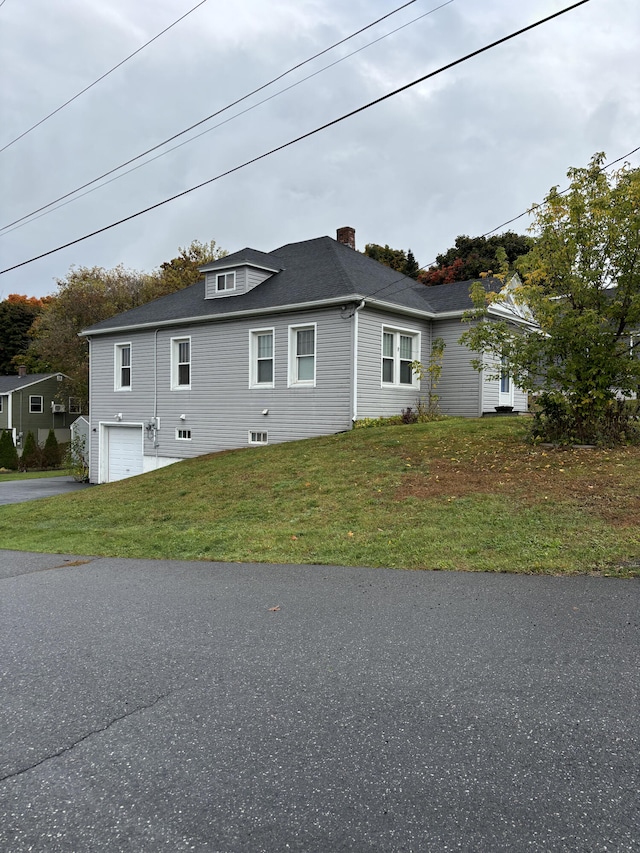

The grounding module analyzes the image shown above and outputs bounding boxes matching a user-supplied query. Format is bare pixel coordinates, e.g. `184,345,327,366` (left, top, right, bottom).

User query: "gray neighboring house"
0,370,78,449
80,227,529,484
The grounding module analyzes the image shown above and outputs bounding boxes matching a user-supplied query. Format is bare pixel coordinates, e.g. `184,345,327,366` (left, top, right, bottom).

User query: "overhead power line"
0,0,210,154
481,144,640,238
0,0,441,233
363,144,640,303
0,0,592,277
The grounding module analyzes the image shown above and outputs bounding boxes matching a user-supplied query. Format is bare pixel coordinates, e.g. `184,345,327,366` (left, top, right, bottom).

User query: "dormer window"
216,272,236,292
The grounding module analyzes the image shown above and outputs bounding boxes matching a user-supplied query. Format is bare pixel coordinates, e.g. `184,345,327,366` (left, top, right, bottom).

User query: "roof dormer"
200,249,280,300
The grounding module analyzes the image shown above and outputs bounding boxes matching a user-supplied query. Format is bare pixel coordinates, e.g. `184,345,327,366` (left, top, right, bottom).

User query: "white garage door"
107,426,144,482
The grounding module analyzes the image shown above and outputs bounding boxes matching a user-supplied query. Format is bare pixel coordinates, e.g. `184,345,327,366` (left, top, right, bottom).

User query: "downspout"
154,329,160,457
352,300,366,423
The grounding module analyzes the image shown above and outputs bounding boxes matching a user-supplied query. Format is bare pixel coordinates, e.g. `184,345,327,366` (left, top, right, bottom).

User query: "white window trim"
249,430,268,445
381,326,420,388
176,428,192,440
288,323,317,388
29,395,43,413
114,342,132,391
216,271,236,292
171,336,191,390
249,328,275,389
0,396,3,413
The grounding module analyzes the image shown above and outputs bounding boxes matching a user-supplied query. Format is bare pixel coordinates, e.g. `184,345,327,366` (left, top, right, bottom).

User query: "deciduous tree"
461,154,640,444
419,231,533,285
364,244,420,279
0,294,49,374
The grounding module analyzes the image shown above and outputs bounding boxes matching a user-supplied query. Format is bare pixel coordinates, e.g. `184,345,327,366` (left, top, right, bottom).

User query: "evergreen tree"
42,429,61,469
20,431,40,470
0,430,19,470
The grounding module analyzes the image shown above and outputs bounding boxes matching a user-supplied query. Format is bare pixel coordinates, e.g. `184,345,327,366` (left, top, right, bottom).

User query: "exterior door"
106,426,143,482
498,357,514,408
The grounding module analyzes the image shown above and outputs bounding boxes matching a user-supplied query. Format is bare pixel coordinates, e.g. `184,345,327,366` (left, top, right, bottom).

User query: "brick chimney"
336,226,356,251
18,365,27,377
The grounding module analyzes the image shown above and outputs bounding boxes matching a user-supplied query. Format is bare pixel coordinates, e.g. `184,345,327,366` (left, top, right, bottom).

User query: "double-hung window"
289,325,316,386
115,343,131,391
250,329,274,387
29,395,43,413
216,272,236,293
172,337,191,389
381,327,419,387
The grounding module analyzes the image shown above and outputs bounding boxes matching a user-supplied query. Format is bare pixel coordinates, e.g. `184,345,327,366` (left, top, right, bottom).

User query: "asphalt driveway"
0,476,91,505
0,551,638,852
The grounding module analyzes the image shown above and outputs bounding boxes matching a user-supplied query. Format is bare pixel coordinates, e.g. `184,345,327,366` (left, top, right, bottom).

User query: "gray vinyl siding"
88,307,352,480
482,352,528,413
204,267,273,299
356,308,430,419
432,318,482,417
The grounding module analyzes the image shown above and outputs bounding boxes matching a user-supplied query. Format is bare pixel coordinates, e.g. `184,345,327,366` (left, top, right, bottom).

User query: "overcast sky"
0,0,638,299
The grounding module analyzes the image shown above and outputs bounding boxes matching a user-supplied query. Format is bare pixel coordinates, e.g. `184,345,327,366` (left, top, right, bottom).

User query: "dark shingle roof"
420,277,505,313
81,236,502,334
0,373,61,393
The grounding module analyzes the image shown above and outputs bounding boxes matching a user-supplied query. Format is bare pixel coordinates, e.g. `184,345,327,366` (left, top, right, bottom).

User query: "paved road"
0,551,638,852
0,476,91,505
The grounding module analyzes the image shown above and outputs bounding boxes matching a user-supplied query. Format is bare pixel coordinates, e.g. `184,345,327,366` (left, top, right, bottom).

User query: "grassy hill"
1,418,639,575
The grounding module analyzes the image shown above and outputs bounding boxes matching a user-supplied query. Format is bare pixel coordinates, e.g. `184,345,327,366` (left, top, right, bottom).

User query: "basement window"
176,429,192,440
249,431,268,445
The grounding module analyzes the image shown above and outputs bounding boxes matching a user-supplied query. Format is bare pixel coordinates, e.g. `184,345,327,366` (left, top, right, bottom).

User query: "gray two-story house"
81,228,528,483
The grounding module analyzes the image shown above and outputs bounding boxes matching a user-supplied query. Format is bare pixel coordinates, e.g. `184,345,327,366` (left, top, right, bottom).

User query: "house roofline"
2,373,69,392
79,295,535,338
199,260,281,274
80,296,371,336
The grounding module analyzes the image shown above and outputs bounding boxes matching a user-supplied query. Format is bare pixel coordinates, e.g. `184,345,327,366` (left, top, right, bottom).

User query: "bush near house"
42,429,61,469
20,431,42,471
0,429,19,470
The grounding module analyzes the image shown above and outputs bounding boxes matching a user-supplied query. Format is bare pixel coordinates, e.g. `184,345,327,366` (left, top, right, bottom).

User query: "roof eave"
80,296,367,336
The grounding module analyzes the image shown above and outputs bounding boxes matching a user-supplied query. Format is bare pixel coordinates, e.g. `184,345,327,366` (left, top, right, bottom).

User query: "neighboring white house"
80,228,528,483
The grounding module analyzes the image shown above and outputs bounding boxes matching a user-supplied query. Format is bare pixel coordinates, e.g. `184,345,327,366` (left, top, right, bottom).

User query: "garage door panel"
107,426,143,482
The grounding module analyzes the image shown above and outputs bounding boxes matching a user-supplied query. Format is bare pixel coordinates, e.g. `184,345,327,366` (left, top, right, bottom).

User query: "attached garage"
102,425,144,482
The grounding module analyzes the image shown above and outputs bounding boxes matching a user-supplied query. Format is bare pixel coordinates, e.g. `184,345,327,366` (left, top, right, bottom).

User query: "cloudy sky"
0,0,638,299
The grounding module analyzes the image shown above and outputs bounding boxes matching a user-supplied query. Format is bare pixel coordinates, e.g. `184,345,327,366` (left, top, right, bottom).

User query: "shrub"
531,392,640,446
66,435,89,482
20,431,41,470
0,429,19,470
42,429,61,469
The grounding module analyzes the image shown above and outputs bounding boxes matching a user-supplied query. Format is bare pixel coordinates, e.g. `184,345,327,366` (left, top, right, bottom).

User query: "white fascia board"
79,296,366,337
199,260,280,274
362,297,435,320
487,304,539,330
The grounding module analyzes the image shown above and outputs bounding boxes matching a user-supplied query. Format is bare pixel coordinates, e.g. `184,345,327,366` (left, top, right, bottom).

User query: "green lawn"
0,469,66,483
1,418,639,575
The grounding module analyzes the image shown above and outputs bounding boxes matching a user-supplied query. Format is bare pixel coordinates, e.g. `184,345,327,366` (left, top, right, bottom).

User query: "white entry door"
498,358,514,408
106,426,144,482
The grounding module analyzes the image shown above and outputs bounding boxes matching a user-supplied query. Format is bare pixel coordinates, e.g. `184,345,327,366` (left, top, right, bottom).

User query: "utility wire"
481,144,640,238
0,0,210,154
0,0,437,233
361,144,640,304
0,1,453,235
0,0,592,276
